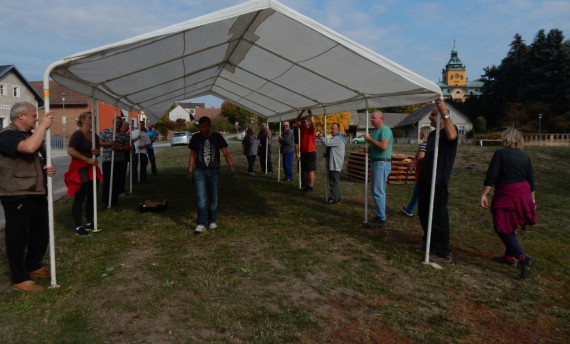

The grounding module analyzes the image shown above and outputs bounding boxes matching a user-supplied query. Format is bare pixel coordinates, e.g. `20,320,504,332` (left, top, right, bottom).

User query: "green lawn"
1,143,569,343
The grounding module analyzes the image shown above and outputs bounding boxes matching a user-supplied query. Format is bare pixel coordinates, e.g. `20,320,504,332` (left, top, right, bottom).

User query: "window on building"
460,75,463,79
0,83,6,96
13,86,20,98
450,75,453,79
189,109,195,114
458,126,465,136
455,91,461,94
0,117,5,128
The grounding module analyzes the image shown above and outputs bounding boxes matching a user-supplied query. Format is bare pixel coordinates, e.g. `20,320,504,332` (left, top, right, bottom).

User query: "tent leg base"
49,284,61,289
362,221,369,227
422,261,443,270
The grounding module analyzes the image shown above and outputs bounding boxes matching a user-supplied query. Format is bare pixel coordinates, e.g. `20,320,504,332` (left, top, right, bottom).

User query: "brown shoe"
29,267,51,278
13,280,45,293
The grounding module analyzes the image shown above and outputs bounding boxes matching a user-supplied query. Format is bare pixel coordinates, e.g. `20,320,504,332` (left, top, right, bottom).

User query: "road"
0,142,171,230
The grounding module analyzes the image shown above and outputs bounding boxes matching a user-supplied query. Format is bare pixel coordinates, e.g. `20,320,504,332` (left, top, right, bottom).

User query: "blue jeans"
283,151,293,180
405,183,419,214
371,161,391,221
195,168,220,225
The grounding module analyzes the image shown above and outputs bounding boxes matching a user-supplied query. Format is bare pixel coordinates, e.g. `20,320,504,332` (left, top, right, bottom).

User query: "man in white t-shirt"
131,121,151,183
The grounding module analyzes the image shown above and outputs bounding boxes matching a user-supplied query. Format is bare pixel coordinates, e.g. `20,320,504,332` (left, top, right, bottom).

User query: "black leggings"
72,181,96,227
246,155,256,173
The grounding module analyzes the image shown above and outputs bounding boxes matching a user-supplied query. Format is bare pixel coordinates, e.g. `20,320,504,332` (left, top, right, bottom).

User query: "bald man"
364,111,393,228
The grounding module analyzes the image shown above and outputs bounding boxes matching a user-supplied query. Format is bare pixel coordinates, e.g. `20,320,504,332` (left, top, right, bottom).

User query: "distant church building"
436,41,484,101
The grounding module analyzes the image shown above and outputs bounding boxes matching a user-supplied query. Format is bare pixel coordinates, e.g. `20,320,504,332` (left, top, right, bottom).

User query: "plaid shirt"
99,128,129,162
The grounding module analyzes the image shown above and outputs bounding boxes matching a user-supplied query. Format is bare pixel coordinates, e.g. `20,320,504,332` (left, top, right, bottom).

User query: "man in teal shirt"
364,111,393,228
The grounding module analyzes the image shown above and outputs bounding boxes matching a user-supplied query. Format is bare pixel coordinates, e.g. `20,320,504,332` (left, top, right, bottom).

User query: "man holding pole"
0,102,55,292
131,121,151,183
99,117,130,208
408,99,458,263
364,111,393,228
278,121,294,182
318,123,346,204
295,109,316,195
257,123,273,174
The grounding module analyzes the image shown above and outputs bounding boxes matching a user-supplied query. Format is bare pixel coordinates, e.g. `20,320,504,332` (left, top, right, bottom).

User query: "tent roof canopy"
48,0,442,123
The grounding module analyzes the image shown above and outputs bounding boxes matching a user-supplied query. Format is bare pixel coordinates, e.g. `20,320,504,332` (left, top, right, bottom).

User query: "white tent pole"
43,60,69,289
323,106,328,201
137,113,141,183
108,107,118,208
298,125,302,189
129,110,133,193
363,99,370,224
424,108,442,264
92,100,98,233
265,126,268,175
278,118,282,181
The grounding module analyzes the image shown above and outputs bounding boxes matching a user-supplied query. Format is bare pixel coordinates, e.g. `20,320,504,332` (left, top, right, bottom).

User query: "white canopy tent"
42,0,444,287
43,0,441,123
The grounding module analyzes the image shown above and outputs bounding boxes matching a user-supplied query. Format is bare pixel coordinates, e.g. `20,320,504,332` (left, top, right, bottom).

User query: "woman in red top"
64,112,102,236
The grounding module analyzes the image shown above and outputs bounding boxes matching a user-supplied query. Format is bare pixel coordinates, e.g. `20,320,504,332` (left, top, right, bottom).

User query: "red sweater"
64,159,103,197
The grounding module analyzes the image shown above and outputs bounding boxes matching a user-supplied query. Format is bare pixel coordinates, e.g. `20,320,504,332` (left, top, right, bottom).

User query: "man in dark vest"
0,101,56,292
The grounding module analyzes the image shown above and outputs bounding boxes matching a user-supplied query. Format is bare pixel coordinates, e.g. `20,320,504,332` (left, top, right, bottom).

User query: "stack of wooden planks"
346,152,416,184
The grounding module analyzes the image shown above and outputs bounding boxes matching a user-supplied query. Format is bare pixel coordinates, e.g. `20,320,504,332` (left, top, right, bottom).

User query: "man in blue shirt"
146,123,158,175
364,111,393,228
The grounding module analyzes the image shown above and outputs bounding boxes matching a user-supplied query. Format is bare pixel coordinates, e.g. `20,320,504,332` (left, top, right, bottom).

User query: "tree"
220,101,255,130
313,112,352,135
473,116,486,134
211,116,234,132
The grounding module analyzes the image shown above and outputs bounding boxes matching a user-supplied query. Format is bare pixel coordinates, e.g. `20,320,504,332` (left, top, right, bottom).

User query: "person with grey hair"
318,123,346,204
0,101,55,292
257,123,273,174
278,121,294,181
481,127,536,278
408,99,457,263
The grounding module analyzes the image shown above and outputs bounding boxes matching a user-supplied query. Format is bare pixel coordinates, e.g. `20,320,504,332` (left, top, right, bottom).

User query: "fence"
394,138,473,145
50,136,65,149
523,133,570,146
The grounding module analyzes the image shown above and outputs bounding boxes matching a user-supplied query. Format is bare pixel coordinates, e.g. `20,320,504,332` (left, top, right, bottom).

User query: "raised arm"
16,112,53,154
295,109,306,126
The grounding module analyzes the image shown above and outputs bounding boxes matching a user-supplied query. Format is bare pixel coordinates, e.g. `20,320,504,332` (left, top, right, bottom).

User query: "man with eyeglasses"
278,121,294,182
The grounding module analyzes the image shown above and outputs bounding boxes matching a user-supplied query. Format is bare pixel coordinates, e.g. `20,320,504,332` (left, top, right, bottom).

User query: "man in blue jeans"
187,117,235,233
364,111,393,228
278,121,294,182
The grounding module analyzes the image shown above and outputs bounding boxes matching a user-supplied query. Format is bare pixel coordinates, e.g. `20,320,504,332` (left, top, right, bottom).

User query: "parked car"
351,135,366,144
170,131,192,146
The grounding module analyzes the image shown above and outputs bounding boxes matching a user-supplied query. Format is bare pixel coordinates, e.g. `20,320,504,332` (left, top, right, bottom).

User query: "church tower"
442,40,466,86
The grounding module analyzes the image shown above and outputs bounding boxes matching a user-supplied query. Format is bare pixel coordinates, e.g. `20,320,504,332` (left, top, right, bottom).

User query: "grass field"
1,142,569,343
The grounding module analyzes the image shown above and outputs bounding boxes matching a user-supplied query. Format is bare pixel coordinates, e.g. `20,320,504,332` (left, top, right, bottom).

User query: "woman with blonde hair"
64,112,103,236
481,127,536,279
402,126,433,217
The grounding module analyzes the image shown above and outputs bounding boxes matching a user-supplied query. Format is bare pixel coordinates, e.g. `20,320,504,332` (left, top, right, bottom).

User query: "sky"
2,0,569,109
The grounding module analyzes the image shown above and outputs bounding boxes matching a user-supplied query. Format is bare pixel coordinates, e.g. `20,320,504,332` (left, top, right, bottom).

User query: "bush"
392,129,404,138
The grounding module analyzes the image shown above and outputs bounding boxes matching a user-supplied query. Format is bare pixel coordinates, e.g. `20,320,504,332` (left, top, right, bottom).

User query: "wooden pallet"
346,152,417,184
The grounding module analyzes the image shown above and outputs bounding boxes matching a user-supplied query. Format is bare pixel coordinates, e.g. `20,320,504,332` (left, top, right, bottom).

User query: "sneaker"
13,280,44,293
492,256,517,267
326,198,340,204
75,226,90,236
430,255,453,263
118,192,126,197
303,188,314,196
519,254,535,279
208,222,218,230
29,267,51,278
268,172,273,175
282,178,292,182
85,223,102,233
194,224,206,234
367,218,386,228
401,206,413,217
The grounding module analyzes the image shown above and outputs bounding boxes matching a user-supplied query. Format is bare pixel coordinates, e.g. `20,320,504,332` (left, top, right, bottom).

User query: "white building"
0,65,43,128
393,102,473,139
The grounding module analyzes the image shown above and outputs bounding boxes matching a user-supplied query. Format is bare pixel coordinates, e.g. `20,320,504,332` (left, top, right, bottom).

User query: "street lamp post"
61,93,67,148
538,114,543,147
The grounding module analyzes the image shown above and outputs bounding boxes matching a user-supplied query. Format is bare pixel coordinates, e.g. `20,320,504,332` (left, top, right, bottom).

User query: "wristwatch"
444,114,450,119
